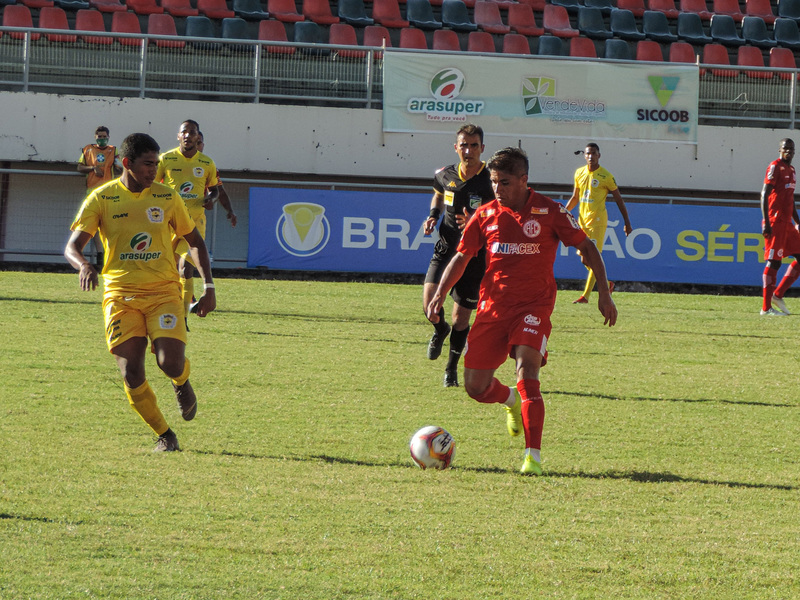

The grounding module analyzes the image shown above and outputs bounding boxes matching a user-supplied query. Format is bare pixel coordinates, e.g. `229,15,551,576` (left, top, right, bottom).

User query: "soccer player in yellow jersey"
565,143,633,304
65,133,217,452
156,119,220,316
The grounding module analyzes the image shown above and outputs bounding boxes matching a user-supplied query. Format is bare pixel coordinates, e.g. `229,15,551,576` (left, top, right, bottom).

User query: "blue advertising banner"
249,188,765,286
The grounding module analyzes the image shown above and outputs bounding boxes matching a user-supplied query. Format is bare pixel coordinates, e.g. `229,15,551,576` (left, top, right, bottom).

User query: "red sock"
472,377,510,404
763,265,777,311
517,379,544,450
775,261,800,298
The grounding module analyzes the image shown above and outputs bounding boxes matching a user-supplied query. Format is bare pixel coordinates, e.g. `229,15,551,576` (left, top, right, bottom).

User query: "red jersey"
457,189,587,319
764,159,796,224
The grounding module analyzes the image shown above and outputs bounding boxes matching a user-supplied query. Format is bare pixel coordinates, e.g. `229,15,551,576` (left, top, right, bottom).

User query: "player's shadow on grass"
190,450,796,491
0,512,82,524
550,389,796,408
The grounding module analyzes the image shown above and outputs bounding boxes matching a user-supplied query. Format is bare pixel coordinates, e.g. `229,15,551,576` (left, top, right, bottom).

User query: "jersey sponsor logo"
193,167,205,178
480,208,495,217
152,192,172,199
179,182,195,198
491,242,540,255
565,212,581,229
160,313,178,330
531,207,548,215
147,207,164,223
524,314,541,326
112,213,128,219
523,327,538,335
487,224,498,231
523,219,541,238
130,232,152,252
119,232,162,261
276,202,330,257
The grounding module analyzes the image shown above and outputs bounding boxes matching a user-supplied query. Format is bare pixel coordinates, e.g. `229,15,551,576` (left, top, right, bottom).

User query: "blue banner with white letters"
249,188,766,286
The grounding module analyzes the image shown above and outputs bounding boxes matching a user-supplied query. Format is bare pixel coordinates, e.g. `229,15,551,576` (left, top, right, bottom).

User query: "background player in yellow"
566,143,633,304
65,132,217,452
156,119,219,316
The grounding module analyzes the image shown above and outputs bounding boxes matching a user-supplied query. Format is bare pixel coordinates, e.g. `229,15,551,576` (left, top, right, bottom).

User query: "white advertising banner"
383,51,699,144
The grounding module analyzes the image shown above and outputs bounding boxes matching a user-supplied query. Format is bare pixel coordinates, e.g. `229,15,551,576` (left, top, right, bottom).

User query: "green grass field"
1,270,799,599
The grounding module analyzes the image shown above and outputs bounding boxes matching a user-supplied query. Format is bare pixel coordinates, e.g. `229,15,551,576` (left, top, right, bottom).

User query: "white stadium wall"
0,90,792,194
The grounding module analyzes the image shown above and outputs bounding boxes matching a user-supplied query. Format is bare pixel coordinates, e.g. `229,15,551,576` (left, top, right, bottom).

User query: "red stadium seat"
363,24,392,56
679,0,712,20
90,0,126,13
637,39,664,59
517,0,545,10
147,13,187,47
432,28,461,50
111,11,144,45
570,35,597,56
745,0,776,24
702,42,737,76
542,4,579,36
617,0,646,17
503,32,531,53
197,0,235,18
126,0,164,15
467,30,496,51
474,1,511,34
371,0,409,28
258,19,297,52
329,22,367,57
769,46,798,79
267,0,304,21
737,45,773,78
38,6,77,42
20,0,54,8
3,5,40,39
670,40,706,73
75,9,113,44
507,3,544,36
161,0,200,17
648,0,679,18
302,0,340,24
712,0,745,21
399,27,428,48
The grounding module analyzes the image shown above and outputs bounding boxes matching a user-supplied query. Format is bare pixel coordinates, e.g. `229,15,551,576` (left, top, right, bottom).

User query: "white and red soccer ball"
409,426,455,470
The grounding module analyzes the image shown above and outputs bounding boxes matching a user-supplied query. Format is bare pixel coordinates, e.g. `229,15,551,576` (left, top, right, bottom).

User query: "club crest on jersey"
147,207,164,223
193,167,204,178
524,314,541,326
97,154,106,163
160,314,178,329
523,219,541,238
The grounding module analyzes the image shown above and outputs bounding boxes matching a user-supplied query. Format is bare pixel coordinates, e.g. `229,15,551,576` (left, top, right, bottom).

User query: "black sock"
446,325,469,371
434,308,448,334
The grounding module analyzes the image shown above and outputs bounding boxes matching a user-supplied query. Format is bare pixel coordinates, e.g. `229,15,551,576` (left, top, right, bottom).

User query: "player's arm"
183,227,216,317
565,184,580,212
426,251,470,323
575,237,617,327
214,185,237,227
424,192,444,235
112,151,123,177
202,183,220,210
64,230,99,291
761,183,773,236
610,188,632,235
77,152,102,177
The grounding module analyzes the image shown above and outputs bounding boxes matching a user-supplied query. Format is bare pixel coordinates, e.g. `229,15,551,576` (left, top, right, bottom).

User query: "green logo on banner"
522,77,556,115
648,76,680,107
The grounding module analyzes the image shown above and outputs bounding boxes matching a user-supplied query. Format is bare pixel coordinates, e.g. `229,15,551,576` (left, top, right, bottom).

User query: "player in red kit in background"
761,138,800,316
427,147,617,475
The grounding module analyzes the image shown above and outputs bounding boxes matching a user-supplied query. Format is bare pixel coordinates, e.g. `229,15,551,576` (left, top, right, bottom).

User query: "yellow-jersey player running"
156,119,219,317
565,142,632,304
65,132,216,452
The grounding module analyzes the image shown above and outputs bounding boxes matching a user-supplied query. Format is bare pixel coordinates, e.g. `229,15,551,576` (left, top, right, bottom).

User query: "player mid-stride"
427,147,617,475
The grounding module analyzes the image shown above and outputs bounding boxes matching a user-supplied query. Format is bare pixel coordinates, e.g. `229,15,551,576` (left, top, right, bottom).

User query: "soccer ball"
409,426,455,470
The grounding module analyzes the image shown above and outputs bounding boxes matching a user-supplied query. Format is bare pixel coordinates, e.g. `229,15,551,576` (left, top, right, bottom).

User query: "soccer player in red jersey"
427,147,617,475
761,138,800,316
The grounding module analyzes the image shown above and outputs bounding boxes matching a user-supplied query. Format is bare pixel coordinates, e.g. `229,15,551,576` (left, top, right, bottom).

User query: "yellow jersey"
70,179,196,296
574,165,618,224
156,148,219,221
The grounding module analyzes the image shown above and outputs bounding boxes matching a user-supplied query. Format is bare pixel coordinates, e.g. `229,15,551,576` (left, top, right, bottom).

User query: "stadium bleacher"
0,0,799,83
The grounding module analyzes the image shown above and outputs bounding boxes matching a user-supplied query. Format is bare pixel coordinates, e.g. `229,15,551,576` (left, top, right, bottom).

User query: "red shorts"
764,220,800,261
463,308,552,371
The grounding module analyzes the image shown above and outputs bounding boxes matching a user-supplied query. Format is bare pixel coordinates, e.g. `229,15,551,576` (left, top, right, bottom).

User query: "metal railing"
2,25,800,126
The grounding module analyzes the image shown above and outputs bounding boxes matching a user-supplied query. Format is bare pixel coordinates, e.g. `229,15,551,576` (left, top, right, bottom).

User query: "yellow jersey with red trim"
574,165,618,224
156,148,219,220
70,179,196,295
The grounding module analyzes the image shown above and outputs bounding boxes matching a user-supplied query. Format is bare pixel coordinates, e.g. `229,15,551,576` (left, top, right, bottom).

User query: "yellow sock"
582,269,596,299
172,358,191,387
181,277,194,316
125,380,169,436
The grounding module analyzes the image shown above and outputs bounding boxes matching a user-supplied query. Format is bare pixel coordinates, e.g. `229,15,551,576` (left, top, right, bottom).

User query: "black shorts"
425,246,485,310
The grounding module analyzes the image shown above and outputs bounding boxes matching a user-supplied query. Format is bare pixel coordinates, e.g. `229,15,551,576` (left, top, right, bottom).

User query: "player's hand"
93,166,103,176
78,263,98,291
763,224,772,238
424,217,437,236
455,207,470,231
227,212,238,227
203,197,215,210
597,293,617,327
426,295,444,323
624,223,633,236
192,288,216,317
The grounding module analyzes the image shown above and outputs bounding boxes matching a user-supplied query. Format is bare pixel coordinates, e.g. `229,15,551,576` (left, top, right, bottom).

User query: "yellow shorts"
579,212,608,251
173,212,206,267
102,290,187,351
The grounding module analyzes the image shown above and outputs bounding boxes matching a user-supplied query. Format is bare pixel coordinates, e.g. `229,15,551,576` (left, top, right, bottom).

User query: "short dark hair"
487,147,528,176
457,123,484,144
95,126,110,136
120,133,160,162
586,142,600,152
181,119,200,131
780,138,794,148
